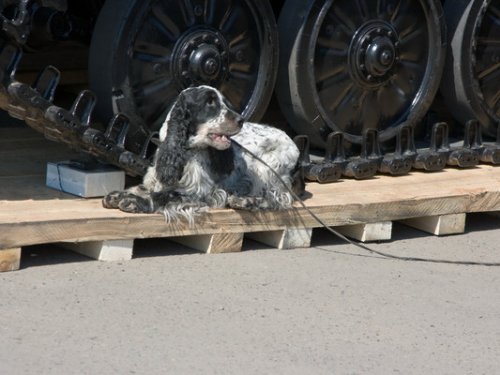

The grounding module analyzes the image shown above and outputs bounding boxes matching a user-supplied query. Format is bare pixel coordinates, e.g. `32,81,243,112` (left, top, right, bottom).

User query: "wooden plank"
400,214,467,236
0,248,21,272
0,166,500,249
247,228,312,249
335,222,392,242
172,233,244,254
61,240,134,261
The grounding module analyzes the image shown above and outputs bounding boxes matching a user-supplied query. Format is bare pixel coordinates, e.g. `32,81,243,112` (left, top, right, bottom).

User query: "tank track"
298,121,500,183
0,41,154,176
0,1,499,183
0,0,153,177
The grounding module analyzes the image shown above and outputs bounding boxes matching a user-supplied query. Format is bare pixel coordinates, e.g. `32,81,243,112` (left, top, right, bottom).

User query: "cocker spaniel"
103,85,303,223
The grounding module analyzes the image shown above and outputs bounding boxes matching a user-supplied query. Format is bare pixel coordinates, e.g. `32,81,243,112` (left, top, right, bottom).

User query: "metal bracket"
414,122,450,171
83,113,128,164
294,132,347,184
344,129,382,179
481,122,500,164
7,65,60,128
118,130,156,176
380,125,417,175
447,119,482,167
301,132,346,183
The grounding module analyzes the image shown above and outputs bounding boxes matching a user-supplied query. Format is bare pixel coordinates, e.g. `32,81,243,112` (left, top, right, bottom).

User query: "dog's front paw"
118,196,153,213
102,191,125,209
227,195,276,211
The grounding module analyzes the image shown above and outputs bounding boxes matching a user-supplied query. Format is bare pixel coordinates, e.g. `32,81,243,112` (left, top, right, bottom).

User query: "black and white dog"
103,85,303,222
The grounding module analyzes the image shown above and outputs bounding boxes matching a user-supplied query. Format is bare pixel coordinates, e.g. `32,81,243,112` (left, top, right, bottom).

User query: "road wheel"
441,0,500,137
88,0,278,152
276,0,446,147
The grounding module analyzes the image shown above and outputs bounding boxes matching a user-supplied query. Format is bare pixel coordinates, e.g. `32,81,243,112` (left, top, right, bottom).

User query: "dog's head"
154,86,243,186
172,85,244,150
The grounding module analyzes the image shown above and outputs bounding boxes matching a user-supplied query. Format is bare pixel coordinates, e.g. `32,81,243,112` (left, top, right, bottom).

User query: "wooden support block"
247,228,313,249
335,222,392,243
61,239,134,261
400,213,466,236
0,248,21,272
172,233,244,254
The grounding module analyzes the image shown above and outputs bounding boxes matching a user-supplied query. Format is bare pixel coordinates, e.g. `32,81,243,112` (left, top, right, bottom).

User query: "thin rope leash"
231,139,500,267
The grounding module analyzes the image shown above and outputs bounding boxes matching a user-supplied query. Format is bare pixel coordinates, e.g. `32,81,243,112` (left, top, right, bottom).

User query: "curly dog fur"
103,85,303,223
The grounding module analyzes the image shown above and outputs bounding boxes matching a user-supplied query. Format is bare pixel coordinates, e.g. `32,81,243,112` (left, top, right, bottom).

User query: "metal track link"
298,121,500,184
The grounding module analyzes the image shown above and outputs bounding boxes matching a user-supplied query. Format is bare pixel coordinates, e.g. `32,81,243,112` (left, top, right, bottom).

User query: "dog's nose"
237,117,244,128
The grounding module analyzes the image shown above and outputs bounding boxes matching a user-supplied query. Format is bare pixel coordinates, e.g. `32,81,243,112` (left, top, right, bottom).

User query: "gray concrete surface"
1,213,500,375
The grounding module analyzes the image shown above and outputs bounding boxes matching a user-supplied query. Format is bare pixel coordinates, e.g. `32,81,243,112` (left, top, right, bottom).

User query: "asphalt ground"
1,213,500,374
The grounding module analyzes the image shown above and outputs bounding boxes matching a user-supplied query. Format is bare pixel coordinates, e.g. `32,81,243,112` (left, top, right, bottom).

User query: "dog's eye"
206,94,217,106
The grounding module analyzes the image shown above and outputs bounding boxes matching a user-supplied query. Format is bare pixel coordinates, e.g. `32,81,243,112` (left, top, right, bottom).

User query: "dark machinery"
0,0,499,179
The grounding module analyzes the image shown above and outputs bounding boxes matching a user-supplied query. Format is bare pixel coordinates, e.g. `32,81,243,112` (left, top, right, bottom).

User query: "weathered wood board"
2,165,500,251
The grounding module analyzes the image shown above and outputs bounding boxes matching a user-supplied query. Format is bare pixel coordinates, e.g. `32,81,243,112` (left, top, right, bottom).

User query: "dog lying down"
103,85,304,223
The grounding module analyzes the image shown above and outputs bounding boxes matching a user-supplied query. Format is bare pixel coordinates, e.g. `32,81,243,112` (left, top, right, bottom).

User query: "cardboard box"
46,161,125,198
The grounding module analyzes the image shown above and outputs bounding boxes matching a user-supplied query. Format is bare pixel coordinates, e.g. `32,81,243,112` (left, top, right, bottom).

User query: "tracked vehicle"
0,0,499,179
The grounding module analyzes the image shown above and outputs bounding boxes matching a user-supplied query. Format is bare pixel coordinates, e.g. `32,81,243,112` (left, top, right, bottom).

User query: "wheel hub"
173,30,229,87
365,37,396,76
349,21,400,87
190,44,221,79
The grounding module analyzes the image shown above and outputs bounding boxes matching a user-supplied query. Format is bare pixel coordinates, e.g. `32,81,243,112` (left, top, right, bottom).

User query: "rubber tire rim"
276,0,446,147
441,0,500,137
88,0,278,152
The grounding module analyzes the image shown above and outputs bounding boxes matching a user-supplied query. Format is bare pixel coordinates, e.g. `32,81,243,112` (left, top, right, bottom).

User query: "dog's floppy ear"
154,91,193,186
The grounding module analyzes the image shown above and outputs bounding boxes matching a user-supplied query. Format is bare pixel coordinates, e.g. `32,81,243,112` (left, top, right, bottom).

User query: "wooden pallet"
1,124,500,271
